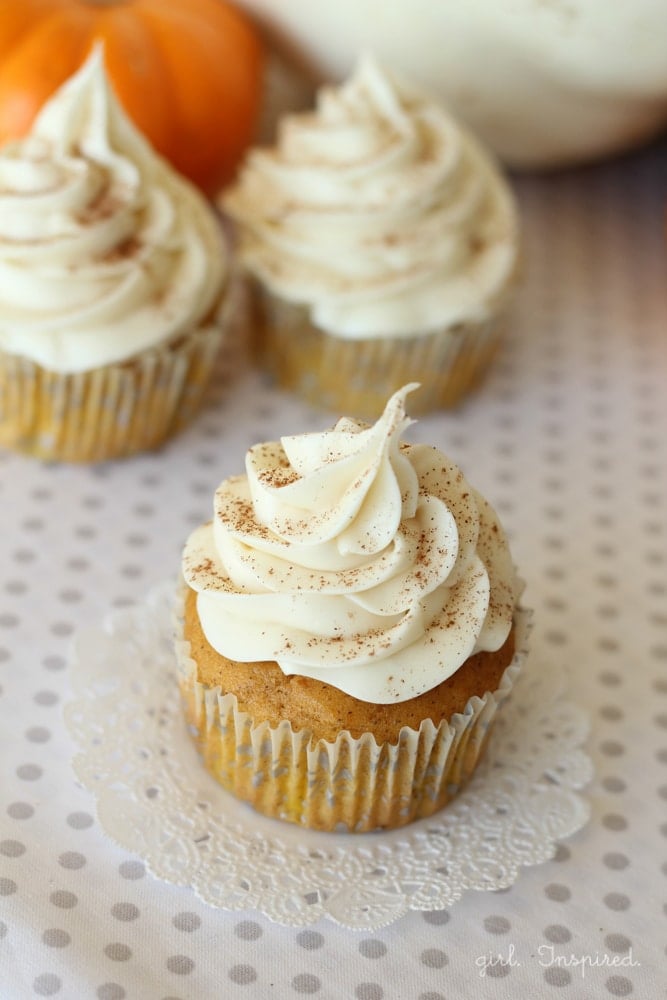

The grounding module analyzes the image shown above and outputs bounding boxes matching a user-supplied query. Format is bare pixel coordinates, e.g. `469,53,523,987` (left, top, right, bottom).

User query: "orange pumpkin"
0,0,264,194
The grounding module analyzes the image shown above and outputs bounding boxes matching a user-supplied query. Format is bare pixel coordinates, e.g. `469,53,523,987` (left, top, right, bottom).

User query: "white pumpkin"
239,0,667,169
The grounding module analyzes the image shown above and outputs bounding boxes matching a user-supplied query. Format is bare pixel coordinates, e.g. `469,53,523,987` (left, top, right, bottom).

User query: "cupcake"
0,48,228,463
223,54,519,418
177,383,529,832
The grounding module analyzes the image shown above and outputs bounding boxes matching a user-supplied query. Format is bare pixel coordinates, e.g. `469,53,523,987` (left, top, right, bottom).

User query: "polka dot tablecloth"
1,136,666,999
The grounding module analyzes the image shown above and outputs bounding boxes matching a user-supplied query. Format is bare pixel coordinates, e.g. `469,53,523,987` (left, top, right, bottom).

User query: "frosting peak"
224,55,518,339
0,47,226,373
183,385,521,704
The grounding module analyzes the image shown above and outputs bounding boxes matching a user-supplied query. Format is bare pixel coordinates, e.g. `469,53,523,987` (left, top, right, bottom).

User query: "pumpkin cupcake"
223,54,519,418
0,48,228,463
176,383,530,832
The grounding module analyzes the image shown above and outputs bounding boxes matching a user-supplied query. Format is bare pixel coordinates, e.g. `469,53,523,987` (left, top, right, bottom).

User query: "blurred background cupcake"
223,54,519,418
0,48,229,463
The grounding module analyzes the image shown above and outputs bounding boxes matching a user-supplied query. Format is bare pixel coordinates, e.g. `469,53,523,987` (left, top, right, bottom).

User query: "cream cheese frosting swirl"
224,54,518,339
183,384,521,704
0,47,226,374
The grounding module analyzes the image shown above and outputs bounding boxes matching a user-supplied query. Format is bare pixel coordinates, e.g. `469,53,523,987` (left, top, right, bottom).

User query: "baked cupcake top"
0,47,226,374
223,54,518,340
183,383,522,704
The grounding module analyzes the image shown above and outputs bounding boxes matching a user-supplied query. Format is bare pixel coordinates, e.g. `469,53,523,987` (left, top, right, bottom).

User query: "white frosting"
183,384,521,704
236,0,667,168
0,48,226,374
224,55,518,339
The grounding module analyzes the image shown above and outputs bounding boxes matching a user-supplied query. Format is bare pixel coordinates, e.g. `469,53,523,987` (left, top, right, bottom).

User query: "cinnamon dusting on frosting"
182,384,521,704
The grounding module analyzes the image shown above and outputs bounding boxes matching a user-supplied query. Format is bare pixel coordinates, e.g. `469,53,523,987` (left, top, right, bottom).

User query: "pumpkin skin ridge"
136,2,263,186
97,5,176,158
0,0,264,193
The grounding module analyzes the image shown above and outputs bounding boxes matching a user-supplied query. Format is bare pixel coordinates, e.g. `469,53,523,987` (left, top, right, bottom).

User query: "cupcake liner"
175,596,532,834
249,281,509,419
0,318,226,463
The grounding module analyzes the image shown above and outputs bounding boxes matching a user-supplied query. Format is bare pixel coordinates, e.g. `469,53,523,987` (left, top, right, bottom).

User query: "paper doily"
64,582,592,931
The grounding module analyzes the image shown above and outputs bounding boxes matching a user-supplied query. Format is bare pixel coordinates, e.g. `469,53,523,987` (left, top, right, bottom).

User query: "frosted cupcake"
223,54,519,417
177,383,529,832
0,48,228,463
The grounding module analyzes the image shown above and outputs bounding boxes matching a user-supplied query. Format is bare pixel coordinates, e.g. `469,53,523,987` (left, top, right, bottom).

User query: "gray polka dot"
421,949,448,969
22,517,44,532
133,504,155,517
229,964,257,985
105,943,132,962
355,985,382,1000
604,893,630,911
0,612,19,628
43,655,65,672
0,839,26,857
604,934,631,953
50,891,77,909
82,495,104,510
67,812,93,830
33,973,61,996
606,975,633,996
121,565,143,580
118,860,144,879
293,973,322,994
173,912,201,933
8,801,34,819
111,903,140,922
422,909,449,925
230,918,263,940
599,671,621,687
17,764,42,781
42,929,71,948
34,690,59,707
58,852,86,870
484,915,511,934
553,844,571,863
544,883,571,902
5,580,26,595
126,533,148,548
419,995,446,1000
74,526,96,540
26,726,51,743
67,558,90,572
13,548,36,564
544,925,572,944
97,985,126,1000
599,705,623,721
0,921,7,939
0,878,17,895
296,931,324,950
57,589,83,605
166,956,194,975
485,961,512,979
602,813,628,831
359,940,387,959
51,622,73,638
658,785,667,801
656,714,667,730
544,967,571,987
603,852,629,870
600,740,625,757
545,629,567,647
602,777,627,794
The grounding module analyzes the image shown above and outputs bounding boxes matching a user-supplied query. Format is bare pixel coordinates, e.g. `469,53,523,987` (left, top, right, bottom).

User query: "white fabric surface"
0,136,665,999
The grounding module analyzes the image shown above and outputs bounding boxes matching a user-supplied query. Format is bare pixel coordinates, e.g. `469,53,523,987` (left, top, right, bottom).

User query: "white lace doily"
64,582,592,931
